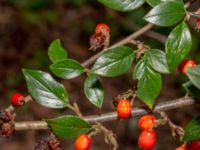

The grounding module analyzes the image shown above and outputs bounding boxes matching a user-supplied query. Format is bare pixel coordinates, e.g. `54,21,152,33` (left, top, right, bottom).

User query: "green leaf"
146,0,183,7
92,46,135,77
183,117,200,142
186,65,200,89
146,0,161,6
147,49,169,74
47,115,92,139
133,56,146,80
134,56,162,108
166,22,192,71
50,59,84,79
22,69,69,108
84,74,104,108
48,39,67,63
144,1,185,26
98,0,145,12
183,81,200,100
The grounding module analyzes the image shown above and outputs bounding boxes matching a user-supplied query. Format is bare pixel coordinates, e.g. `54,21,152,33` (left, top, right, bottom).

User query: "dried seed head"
48,138,62,150
89,33,104,51
0,109,14,122
1,122,14,137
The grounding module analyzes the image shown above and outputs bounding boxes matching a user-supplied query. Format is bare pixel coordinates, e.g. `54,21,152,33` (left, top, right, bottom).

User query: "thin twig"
14,97,197,131
160,112,184,140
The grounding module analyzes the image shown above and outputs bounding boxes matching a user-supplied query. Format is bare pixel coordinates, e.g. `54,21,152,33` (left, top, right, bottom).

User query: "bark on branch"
14,97,197,131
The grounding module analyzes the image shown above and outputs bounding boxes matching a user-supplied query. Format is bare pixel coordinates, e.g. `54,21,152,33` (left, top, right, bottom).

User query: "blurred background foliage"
0,0,200,149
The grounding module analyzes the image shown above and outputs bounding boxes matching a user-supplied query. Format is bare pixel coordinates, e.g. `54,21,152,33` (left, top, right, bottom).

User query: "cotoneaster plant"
1,0,200,150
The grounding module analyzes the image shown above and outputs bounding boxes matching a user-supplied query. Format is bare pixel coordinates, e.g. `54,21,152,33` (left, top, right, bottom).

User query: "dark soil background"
0,0,200,150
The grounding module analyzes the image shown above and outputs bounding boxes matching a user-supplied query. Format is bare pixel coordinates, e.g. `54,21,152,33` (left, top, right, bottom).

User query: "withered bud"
0,109,14,122
1,122,14,137
48,138,62,150
89,33,104,51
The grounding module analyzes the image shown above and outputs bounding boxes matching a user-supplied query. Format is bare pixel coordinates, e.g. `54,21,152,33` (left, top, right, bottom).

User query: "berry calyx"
178,59,197,74
11,93,24,107
75,134,92,150
117,99,132,119
187,140,200,150
175,144,187,150
95,23,110,34
138,115,157,130
138,130,157,150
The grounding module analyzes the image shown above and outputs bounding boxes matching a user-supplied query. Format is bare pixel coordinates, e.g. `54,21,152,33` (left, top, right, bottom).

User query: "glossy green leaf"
183,81,200,100
92,46,135,77
186,65,200,89
48,39,67,63
183,117,200,142
47,115,92,139
146,0,183,7
50,59,84,79
147,49,169,74
84,74,104,108
98,0,145,11
146,0,161,6
133,56,146,80
144,1,185,26
134,56,162,108
166,22,192,71
22,69,69,108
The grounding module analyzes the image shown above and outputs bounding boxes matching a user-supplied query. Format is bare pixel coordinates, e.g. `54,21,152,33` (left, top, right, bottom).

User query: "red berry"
138,130,157,150
117,100,132,119
11,93,24,106
75,134,92,150
187,140,200,150
175,144,187,150
95,23,110,33
138,115,157,130
178,59,197,74
196,18,200,31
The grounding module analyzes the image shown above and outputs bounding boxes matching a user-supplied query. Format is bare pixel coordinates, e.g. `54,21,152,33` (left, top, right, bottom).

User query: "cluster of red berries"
138,115,157,150
90,23,110,51
116,99,157,149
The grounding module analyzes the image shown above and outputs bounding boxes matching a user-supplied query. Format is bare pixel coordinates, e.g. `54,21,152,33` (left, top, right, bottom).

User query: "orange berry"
95,23,110,33
117,100,132,119
138,130,157,150
138,115,157,130
75,134,92,150
178,59,196,74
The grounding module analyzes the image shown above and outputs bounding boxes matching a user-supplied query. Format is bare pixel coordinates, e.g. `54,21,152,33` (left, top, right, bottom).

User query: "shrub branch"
14,97,197,131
